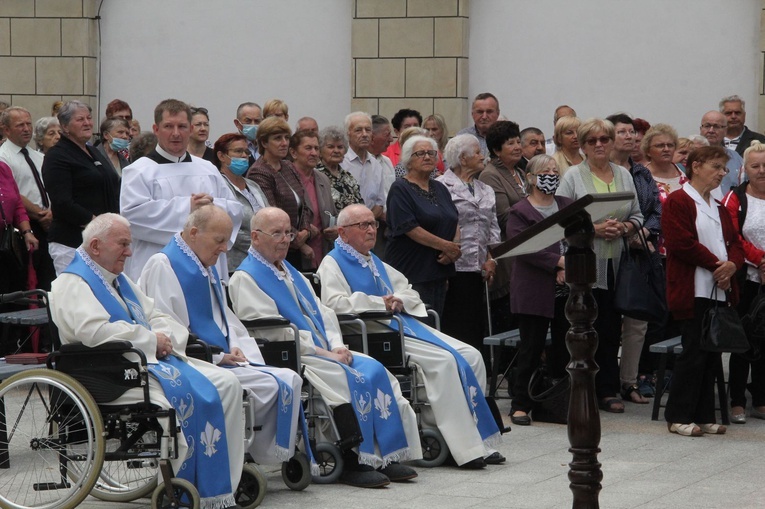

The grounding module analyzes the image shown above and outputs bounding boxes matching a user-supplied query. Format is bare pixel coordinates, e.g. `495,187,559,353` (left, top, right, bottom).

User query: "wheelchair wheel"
151,478,200,509
281,451,311,491
311,442,343,484
415,428,449,467
235,463,267,509
0,369,105,509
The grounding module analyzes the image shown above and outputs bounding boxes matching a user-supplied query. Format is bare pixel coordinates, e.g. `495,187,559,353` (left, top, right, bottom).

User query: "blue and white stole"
328,239,501,447
236,248,412,467
162,234,311,467
64,248,235,509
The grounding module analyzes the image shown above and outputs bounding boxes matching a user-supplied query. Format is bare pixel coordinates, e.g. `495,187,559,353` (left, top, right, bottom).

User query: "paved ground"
77,384,765,509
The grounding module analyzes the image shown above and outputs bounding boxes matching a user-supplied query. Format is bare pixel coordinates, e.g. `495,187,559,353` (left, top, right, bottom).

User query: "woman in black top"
385,135,460,316
42,100,120,274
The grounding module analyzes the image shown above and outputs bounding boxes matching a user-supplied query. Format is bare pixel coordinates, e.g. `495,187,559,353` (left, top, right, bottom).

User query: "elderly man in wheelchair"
44,213,245,509
138,204,314,490
317,204,506,469
229,207,422,489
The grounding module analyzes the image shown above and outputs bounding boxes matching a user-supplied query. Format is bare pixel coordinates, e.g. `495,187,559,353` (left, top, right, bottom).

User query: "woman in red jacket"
662,146,745,436
722,140,765,424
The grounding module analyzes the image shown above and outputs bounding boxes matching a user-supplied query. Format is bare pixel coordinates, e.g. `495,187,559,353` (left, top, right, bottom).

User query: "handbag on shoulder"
613,220,667,322
700,287,750,354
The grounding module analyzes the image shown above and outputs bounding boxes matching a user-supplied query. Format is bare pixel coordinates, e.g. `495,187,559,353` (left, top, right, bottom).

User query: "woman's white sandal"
699,423,727,435
668,422,703,436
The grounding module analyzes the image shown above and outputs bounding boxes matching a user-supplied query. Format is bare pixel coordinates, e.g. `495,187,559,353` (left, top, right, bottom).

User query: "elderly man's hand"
329,346,353,365
219,347,247,366
155,332,174,359
190,193,214,211
382,294,404,313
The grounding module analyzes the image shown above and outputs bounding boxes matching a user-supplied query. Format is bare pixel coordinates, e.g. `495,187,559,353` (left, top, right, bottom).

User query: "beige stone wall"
0,0,99,122
352,0,470,136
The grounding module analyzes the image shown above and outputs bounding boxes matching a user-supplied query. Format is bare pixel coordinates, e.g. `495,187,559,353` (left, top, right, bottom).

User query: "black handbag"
700,288,750,354
529,364,569,424
740,286,765,361
613,220,667,322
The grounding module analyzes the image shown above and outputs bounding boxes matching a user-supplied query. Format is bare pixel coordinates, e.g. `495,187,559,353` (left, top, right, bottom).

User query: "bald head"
700,110,728,146
250,207,292,265
182,205,233,268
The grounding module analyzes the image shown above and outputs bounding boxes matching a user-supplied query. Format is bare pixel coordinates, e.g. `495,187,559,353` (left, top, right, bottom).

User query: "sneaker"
637,375,655,397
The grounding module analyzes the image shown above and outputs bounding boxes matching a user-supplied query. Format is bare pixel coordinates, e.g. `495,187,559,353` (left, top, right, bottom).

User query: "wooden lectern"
491,192,634,509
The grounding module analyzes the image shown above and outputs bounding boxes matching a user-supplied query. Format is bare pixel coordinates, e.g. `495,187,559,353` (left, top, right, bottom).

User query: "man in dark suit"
519,127,546,171
721,95,765,156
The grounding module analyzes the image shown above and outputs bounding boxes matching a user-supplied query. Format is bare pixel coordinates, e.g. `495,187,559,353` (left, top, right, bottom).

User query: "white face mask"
535,173,560,194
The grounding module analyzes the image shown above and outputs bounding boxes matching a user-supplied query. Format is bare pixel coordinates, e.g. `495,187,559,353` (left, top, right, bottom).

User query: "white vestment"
318,254,495,465
228,266,422,463
140,252,303,465
120,154,243,281
50,265,243,493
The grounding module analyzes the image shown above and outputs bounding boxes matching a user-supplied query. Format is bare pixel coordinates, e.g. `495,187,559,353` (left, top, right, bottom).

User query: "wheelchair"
243,317,364,486
0,290,266,509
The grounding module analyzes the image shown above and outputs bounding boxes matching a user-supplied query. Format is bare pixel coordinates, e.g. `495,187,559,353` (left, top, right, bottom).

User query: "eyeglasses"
701,123,726,131
190,107,209,116
341,221,379,230
412,150,438,158
651,143,676,150
255,229,296,241
584,136,612,146
616,129,636,137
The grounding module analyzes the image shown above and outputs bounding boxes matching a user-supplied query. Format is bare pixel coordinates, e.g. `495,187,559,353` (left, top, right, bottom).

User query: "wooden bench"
649,336,728,424
484,329,551,398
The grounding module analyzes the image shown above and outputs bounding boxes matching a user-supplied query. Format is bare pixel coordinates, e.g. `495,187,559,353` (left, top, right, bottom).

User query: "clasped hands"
438,240,462,265
713,260,737,291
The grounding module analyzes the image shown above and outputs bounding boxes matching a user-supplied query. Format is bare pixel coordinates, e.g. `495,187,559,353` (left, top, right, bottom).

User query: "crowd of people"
1,90,764,501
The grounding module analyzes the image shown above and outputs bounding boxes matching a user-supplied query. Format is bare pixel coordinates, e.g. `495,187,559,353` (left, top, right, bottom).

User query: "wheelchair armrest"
357,310,394,320
335,313,360,322
241,317,291,328
255,337,269,347
57,340,135,354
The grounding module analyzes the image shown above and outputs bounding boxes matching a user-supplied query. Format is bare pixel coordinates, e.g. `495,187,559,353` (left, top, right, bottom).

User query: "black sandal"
621,384,649,404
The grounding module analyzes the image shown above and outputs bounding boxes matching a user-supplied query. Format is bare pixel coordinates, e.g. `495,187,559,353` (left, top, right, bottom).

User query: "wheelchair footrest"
34,481,70,491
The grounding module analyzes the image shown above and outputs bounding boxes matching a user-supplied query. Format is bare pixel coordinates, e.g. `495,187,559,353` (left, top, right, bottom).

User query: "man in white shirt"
120,99,243,281
139,205,310,470
341,112,386,223
50,213,243,509
0,106,56,289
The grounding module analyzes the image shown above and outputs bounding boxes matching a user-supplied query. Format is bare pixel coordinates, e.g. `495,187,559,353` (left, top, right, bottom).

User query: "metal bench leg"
714,357,729,425
652,352,668,421
489,344,499,398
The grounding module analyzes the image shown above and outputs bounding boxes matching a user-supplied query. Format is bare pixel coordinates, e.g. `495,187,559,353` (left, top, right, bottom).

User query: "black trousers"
729,280,765,408
442,271,490,369
665,298,721,424
592,262,622,399
29,220,56,291
511,314,551,413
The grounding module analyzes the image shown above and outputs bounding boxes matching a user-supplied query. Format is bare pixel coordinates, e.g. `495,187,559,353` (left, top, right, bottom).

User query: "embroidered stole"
162,235,310,466
64,249,235,509
328,241,501,446
236,252,412,467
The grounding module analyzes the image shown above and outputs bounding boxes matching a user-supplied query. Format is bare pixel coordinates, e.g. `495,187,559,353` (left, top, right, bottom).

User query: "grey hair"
719,95,745,112
318,125,347,149
0,106,30,128
687,134,710,146
33,116,60,149
57,100,91,127
524,154,556,194
236,102,261,119
401,135,438,170
183,204,227,232
444,134,479,169
81,213,130,247
344,111,372,133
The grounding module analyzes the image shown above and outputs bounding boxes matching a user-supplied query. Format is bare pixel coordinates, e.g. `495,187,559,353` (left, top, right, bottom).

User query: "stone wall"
0,0,99,122
351,0,470,135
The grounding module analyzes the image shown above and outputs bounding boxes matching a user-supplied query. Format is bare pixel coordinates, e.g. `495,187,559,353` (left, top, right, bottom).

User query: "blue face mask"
229,157,250,176
241,124,258,141
110,137,130,152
